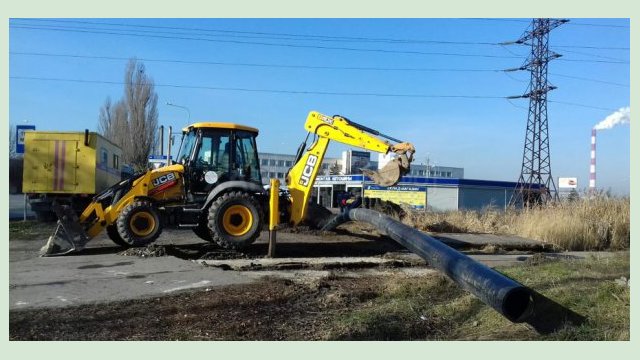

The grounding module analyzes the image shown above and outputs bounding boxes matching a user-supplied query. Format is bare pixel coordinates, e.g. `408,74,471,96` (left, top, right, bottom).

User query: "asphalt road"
9,223,605,311
9,231,253,310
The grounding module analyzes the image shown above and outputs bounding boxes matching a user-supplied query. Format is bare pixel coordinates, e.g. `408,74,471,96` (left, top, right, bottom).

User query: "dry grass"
330,251,630,341
403,196,629,251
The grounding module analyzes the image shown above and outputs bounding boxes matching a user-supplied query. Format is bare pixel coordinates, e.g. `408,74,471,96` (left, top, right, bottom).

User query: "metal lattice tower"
508,18,567,207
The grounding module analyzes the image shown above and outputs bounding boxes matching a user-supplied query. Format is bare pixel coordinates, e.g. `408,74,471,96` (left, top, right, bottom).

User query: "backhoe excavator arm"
286,111,415,225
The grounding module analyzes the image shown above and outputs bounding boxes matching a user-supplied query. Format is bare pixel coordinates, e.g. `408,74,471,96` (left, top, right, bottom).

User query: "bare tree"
9,122,17,158
98,97,114,140
98,59,158,171
124,59,158,169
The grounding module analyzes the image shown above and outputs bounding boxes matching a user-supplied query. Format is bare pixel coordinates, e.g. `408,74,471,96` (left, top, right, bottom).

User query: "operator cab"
175,122,262,202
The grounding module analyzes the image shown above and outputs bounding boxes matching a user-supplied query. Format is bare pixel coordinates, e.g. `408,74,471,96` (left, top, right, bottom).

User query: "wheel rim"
222,205,253,236
130,211,156,237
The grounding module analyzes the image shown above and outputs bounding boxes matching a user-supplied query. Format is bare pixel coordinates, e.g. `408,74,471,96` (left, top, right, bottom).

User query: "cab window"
176,131,197,165
195,130,232,174
234,131,261,183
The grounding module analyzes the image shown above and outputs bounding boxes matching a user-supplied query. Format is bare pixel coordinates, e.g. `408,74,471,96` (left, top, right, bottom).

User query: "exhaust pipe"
323,208,534,323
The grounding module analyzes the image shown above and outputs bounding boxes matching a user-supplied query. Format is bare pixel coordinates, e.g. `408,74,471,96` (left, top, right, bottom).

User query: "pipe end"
503,287,534,323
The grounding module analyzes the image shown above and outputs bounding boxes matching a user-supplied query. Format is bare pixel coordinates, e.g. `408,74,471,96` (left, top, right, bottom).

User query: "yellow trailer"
22,130,125,221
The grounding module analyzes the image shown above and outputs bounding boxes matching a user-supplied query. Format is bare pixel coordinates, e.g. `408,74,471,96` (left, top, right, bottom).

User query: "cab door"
231,130,262,184
189,130,232,194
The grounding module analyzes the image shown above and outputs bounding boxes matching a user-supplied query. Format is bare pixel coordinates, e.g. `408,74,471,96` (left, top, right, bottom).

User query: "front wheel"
107,224,129,247
116,200,163,247
207,191,262,250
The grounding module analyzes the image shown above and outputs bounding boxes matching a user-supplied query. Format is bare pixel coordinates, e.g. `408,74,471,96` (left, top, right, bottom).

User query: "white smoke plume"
594,106,630,130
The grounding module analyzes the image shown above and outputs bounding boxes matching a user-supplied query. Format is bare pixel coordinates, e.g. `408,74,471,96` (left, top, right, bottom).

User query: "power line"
11,51,628,86
556,58,627,64
10,25,525,60
551,48,627,62
548,100,618,111
12,18,502,46
9,75,507,99
10,19,629,53
8,51,502,72
10,75,620,111
549,73,629,87
559,20,629,29
11,25,629,64
553,44,628,50
465,18,629,29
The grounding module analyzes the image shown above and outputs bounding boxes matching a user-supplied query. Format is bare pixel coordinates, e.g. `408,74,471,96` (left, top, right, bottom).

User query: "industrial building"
258,150,463,183
258,152,341,182
260,150,518,212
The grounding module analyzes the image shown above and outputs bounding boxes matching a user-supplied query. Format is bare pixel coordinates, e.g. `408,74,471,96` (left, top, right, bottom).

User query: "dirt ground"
10,275,404,340
12,220,622,341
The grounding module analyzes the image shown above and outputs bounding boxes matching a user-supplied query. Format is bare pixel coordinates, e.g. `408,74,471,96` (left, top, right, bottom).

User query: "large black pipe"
323,208,534,323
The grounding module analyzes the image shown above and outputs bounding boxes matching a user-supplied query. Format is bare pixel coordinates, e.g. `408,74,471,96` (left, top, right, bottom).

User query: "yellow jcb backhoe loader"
41,111,415,256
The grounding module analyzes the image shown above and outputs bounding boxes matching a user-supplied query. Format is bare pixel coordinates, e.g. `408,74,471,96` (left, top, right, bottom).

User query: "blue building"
313,174,522,212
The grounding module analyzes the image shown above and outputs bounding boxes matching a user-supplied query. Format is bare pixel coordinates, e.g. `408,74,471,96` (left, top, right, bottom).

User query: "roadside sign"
558,177,578,189
148,154,173,160
16,125,36,154
148,154,173,169
364,185,427,209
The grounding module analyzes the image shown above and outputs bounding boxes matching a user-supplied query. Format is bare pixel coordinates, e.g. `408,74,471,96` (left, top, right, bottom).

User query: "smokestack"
589,128,596,191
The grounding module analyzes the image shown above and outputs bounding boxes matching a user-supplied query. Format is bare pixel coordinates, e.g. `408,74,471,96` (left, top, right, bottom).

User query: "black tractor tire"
193,221,214,242
207,191,262,250
116,200,163,247
106,224,130,248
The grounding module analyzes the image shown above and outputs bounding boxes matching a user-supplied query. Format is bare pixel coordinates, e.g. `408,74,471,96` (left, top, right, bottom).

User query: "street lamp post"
165,102,191,166
166,102,191,123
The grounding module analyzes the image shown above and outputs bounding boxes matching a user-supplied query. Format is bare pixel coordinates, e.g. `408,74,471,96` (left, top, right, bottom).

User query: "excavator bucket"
40,203,91,257
361,153,411,187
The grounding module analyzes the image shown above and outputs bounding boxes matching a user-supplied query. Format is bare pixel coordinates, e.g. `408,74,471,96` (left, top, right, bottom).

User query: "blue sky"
8,18,630,194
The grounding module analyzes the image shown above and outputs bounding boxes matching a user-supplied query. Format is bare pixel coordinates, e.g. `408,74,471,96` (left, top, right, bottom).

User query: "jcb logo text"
152,173,176,187
299,155,318,187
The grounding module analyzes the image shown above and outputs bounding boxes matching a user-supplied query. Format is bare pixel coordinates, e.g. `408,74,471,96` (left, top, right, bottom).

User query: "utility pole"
505,18,567,207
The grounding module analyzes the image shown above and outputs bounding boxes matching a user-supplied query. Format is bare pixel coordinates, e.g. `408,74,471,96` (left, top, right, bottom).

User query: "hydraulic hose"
323,208,534,323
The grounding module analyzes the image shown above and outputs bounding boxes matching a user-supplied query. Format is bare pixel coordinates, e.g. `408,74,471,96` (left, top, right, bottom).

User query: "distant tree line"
98,59,158,171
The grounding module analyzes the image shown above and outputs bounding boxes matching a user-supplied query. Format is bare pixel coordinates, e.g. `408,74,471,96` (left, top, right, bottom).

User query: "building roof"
182,122,259,133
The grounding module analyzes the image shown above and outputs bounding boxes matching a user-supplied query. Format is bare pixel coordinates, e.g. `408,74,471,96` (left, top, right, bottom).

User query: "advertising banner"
558,177,578,189
364,185,426,209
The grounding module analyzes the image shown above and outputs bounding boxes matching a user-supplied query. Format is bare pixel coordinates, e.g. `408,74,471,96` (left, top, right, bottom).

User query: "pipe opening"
502,287,534,323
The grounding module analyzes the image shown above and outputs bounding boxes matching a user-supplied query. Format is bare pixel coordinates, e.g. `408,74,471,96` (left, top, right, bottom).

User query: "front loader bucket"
40,203,91,257
361,154,410,187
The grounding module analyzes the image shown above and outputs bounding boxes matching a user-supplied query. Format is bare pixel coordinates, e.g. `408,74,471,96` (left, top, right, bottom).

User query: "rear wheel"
207,191,262,250
106,224,129,247
117,200,163,247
